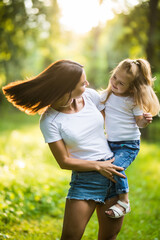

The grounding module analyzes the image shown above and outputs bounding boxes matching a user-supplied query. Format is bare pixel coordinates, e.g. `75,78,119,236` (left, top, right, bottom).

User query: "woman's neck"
54,97,84,113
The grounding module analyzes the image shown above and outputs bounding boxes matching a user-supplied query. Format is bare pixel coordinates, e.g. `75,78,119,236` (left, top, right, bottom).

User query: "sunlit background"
57,0,139,34
0,0,159,132
0,0,160,117
1,0,159,87
1,0,160,136
0,0,160,239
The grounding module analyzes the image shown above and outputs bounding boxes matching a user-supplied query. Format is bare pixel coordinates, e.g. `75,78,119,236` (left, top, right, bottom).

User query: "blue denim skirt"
67,158,117,203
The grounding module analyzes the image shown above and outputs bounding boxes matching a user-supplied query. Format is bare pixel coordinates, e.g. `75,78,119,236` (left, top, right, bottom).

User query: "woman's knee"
61,231,82,240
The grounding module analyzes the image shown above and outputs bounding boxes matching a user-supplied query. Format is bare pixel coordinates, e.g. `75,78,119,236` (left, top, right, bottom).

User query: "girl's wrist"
142,118,150,127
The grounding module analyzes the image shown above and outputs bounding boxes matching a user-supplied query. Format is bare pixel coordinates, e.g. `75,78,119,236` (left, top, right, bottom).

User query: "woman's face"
71,70,89,99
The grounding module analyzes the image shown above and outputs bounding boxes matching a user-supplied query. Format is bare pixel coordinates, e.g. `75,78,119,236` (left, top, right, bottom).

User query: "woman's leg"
61,199,96,240
96,196,124,240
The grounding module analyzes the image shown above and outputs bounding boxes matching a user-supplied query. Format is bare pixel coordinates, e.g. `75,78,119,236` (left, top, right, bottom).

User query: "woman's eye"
83,81,87,86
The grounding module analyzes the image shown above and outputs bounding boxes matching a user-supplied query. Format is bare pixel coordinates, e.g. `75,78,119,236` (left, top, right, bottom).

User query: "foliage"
0,0,60,88
0,104,160,239
100,2,149,73
81,26,108,89
81,0,160,89
100,0,160,73
154,72,160,100
0,0,160,101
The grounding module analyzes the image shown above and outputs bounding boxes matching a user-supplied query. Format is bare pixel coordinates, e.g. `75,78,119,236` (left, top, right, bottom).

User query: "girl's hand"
97,158,125,183
143,112,152,124
135,113,152,128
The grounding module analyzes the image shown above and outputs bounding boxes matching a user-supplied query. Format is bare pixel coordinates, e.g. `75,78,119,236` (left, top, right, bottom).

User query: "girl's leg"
96,196,124,240
108,141,140,196
106,141,140,217
61,199,96,240
106,150,131,217
112,152,129,194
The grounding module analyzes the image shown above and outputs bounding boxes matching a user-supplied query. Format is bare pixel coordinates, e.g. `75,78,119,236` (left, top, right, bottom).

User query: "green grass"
0,103,160,239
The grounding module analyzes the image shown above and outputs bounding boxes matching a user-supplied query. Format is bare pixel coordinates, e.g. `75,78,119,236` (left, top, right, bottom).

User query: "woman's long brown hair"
2,60,83,115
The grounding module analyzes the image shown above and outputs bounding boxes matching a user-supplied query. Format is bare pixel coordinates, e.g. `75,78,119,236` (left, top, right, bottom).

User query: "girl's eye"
119,82,124,86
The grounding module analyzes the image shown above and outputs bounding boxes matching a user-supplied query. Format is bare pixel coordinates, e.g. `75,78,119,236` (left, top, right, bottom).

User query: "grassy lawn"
0,104,160,240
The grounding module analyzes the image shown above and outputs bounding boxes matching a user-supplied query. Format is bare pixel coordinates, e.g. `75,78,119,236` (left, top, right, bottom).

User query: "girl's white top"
100,92,143,141
40,88,113,161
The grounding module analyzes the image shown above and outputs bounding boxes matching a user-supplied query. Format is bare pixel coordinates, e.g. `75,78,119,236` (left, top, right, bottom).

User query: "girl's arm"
48,140,125,183
135,113,153,128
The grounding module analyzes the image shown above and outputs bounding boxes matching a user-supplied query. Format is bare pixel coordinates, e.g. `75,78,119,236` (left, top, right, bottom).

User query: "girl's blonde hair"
103,58,160,116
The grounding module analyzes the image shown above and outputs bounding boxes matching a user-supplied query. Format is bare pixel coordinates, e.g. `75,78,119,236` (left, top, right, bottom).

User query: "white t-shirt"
40,88,113,161
100,91,143,141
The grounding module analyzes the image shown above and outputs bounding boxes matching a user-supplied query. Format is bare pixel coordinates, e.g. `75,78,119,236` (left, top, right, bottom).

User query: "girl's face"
110,69,131,96
71,70,89,99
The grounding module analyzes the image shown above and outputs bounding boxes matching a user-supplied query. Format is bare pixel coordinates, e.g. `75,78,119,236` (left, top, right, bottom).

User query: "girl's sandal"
105,200,131,218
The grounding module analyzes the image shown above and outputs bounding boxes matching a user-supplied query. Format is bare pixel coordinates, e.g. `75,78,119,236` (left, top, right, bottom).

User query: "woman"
3,60,125,240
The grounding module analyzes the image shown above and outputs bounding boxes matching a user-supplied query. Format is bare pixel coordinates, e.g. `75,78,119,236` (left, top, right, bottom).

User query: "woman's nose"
86,80,89,86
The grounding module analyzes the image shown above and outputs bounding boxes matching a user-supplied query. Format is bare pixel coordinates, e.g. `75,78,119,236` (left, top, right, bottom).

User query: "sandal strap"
109,205,123,217
117,200,130,212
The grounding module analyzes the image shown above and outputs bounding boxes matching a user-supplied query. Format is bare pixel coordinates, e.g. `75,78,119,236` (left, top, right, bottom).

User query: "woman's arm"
135,113,152,128
48,140,125,183
100,109,105,119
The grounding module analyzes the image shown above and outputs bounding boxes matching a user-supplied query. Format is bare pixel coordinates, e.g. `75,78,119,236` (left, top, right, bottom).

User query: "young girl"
100,58,160,219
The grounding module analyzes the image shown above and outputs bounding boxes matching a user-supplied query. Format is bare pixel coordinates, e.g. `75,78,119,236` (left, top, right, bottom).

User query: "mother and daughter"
3,58,159,240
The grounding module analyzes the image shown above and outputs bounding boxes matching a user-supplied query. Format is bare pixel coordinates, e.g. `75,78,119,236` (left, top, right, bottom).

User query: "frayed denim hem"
66,196,105,204
116,188,129,194
105,192,118,201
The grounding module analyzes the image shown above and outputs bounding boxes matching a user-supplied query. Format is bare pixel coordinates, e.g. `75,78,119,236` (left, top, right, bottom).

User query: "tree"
100,0,160,72
146,0,159,69
0,0,60,89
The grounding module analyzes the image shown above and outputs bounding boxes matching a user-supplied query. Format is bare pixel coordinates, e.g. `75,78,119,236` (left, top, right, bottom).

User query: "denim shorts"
67,157,117,204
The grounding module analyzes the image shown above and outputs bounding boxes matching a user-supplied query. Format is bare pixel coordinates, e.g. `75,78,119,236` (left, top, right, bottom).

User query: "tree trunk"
146,0,159,66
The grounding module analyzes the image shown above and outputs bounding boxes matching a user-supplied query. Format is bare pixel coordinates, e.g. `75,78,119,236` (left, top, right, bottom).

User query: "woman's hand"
48,141,125,183
97,158,125,183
